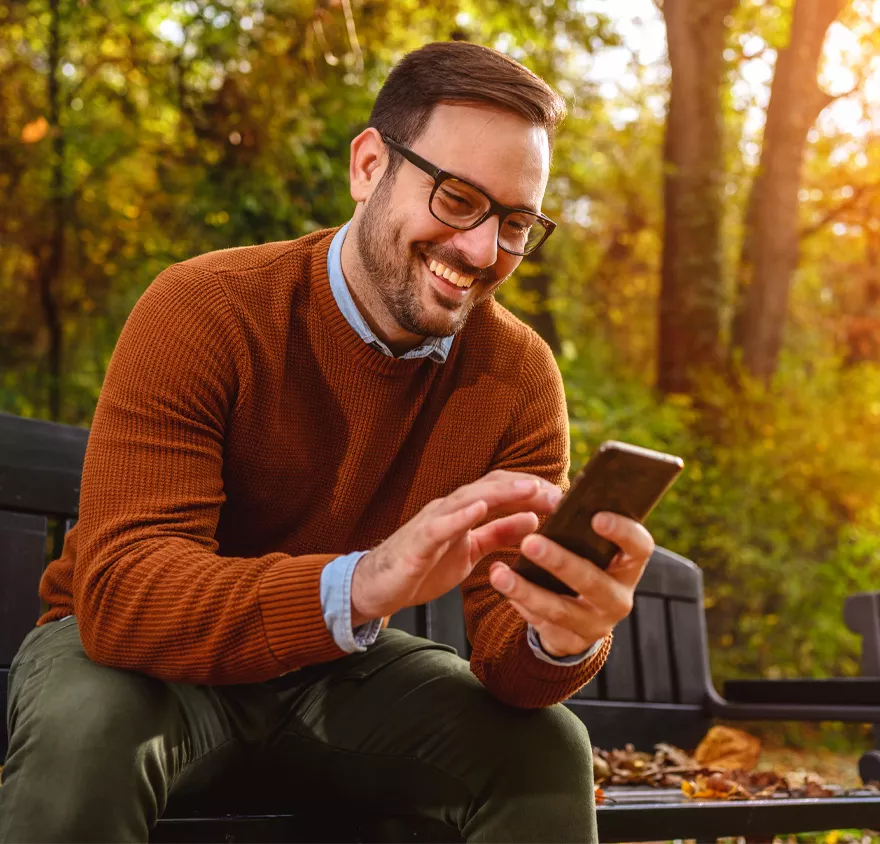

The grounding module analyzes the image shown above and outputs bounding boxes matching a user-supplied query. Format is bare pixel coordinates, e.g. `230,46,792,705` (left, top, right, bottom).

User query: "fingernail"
526,535,545,559
494,566,514,592
593,512,615,532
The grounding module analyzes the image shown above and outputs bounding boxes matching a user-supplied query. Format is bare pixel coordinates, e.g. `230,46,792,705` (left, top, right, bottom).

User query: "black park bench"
1,411,880,843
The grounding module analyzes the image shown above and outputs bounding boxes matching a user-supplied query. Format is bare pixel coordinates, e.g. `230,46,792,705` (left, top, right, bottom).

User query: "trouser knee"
497,703,594,796
0,627,188,842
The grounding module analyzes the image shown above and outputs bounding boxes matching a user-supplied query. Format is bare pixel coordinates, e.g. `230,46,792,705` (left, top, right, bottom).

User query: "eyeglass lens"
431,178,546,254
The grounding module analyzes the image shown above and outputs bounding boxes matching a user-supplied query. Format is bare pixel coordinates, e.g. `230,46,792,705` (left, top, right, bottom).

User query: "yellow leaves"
20,116,49,144
694,726,761,772
205,211,229,226
681,773,744,800
100,38,119,57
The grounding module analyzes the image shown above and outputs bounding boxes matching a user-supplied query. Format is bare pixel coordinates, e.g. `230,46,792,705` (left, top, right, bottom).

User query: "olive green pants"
0,617,597,843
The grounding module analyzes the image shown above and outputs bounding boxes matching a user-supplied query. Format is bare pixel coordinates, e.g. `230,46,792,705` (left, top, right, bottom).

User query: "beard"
355,172,498,339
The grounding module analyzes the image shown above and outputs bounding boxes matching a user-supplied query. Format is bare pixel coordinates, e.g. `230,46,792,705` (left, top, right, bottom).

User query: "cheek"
495,253,522,283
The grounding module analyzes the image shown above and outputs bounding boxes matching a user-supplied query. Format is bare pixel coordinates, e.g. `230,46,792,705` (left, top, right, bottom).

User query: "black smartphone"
512,441,684,596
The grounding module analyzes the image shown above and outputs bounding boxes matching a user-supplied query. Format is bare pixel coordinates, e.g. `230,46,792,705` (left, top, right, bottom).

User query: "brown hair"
367,41,566,172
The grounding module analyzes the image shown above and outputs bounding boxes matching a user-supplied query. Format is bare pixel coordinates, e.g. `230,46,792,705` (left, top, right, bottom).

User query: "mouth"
424,257,476,293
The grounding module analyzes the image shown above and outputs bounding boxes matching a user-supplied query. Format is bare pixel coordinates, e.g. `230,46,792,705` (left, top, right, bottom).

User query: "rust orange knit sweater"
39,228,610,707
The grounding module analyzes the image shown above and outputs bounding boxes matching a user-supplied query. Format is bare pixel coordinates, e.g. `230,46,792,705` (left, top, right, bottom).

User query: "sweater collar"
311,230,448,377
326,222,454,363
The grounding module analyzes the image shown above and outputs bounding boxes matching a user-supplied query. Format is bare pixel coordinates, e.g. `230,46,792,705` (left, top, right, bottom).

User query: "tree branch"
799,183,878,241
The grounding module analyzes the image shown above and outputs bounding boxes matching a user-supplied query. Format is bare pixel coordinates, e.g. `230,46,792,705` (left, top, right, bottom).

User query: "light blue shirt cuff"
527,624,604,666
320,551,383,653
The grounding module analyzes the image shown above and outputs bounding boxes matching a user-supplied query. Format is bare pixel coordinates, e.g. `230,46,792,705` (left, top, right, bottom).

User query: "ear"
350,128,388,203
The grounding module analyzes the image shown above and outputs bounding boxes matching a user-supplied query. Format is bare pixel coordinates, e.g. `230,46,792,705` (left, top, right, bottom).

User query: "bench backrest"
0,413,715,759
845,592,880,744
0,413,89,759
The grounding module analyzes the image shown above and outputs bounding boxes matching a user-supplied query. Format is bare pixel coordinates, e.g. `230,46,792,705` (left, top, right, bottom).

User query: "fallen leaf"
694,726,761,772
803,779,833,798
681,773,751,800
655,742,698,767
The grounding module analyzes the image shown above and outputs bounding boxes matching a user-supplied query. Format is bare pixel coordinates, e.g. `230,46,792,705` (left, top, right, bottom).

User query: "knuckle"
615,591,634,619
547,603,568,626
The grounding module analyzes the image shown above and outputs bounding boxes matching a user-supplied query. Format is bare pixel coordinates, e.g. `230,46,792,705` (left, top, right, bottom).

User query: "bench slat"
0,667,8,761
425,588,470,658
636,548,702,601
0,413,87,517
635,595,675,703
668,599,709,705
602,615,638,701
0,511,47,665
388,606,423,638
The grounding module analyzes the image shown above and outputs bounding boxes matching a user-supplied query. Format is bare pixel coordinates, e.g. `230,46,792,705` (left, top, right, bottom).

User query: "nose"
448,216,499,270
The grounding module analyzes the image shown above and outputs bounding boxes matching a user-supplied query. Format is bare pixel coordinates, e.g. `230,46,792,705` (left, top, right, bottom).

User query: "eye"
439,186,476,210
503,214,535,237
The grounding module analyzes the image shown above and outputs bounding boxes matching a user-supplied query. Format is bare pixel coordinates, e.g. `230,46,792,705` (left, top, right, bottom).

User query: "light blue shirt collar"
327,222,454,363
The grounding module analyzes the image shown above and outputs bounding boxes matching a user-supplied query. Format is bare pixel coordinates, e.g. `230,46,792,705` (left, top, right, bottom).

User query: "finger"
518,534,634,619
507,596,542,627
591,513,654,589
439,474,562,519
469,511,540,561
489,561,591,632
415,499,488,560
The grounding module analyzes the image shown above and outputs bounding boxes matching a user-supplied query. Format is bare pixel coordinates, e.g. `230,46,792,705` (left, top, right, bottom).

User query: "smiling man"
0,42,653,844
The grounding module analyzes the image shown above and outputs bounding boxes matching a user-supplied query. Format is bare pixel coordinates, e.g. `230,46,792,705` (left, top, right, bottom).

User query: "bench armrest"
845,592,880,676
709,698,880,722
723,678,880,706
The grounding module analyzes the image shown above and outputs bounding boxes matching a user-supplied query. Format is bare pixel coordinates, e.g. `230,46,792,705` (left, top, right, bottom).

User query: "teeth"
426,258,474,289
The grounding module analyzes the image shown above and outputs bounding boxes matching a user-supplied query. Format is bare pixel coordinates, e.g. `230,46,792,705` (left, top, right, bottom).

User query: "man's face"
354,103,551,340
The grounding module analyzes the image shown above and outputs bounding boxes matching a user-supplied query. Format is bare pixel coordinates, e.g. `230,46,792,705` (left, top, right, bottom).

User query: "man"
0,41,653,843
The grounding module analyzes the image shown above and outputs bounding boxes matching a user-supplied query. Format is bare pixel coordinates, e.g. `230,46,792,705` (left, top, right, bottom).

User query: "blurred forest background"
2,0,880,743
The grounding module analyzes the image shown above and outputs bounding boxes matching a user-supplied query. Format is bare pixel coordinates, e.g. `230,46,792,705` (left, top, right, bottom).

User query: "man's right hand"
350,470,562,626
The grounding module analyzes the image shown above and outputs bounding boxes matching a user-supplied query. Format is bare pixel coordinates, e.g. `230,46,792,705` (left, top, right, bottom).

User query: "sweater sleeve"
461,332,611,708
71,264,345,684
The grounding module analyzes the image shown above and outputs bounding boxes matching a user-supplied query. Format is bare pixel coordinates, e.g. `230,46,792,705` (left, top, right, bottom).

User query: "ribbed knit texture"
39,228,610,705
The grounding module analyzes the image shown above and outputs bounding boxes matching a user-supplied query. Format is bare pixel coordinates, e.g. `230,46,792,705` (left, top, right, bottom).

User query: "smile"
426,258,475,289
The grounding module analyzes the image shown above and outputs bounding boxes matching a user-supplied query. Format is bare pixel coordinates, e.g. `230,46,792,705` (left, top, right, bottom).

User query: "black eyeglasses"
381,135,556,257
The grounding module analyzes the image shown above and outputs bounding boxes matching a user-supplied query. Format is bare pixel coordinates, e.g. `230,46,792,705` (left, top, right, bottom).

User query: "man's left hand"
488,512,654,658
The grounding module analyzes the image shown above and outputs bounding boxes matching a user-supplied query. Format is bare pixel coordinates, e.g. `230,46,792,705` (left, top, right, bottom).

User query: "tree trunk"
38,0,65,421
731,0,847,381
657,0,734,395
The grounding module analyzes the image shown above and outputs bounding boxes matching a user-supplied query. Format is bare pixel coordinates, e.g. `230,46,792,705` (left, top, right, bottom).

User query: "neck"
340,219,424,357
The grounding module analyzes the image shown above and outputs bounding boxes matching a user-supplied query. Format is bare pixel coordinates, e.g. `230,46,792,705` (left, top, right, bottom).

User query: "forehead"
410,103,550,211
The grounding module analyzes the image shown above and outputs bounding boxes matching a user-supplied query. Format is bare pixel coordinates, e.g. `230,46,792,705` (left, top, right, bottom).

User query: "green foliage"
561,335,880,686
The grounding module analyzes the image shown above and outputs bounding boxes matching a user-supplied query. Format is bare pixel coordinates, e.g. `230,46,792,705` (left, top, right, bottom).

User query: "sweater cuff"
258,554,347,672
527,624,604,665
